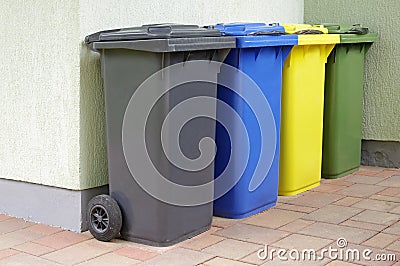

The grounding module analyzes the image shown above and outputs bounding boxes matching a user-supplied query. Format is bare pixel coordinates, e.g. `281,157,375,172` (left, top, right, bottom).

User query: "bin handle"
295,29,324,35
147,25,172,35
248,30,286,36
268,22,281,27
345,27,369,35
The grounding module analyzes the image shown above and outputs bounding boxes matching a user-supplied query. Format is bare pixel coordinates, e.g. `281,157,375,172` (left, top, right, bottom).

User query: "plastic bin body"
278,26,340,196
85,24,235,246
322,25,377,179
213,23,296,218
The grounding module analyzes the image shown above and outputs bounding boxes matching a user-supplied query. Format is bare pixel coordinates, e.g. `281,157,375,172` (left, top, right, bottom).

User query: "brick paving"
0,166,399,265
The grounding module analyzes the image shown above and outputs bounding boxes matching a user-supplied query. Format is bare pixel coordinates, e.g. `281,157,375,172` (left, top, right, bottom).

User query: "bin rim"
235,34,298,48
212,22,285,36
282,24,329,34
339,33,378,44
297,34,340,45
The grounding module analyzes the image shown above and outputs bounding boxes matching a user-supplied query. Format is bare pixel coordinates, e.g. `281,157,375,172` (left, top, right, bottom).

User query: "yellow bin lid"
282,24,340,45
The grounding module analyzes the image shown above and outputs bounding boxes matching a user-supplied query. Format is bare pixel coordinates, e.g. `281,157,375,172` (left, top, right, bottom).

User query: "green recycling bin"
322,24,377,179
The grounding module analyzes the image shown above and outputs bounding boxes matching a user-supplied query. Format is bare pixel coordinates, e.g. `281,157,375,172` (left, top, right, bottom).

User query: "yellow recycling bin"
279,24,340,196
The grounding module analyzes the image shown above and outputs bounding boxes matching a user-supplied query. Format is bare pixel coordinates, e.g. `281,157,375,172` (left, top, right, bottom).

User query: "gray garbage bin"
85,24,235,246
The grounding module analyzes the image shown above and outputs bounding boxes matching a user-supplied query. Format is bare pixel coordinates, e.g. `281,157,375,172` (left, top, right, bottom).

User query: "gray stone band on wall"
362,140,400,168
0,179,108,232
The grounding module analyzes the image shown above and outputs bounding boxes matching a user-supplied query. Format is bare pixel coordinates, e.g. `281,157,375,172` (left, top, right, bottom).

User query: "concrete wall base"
0,179,108,232
362,140,400,168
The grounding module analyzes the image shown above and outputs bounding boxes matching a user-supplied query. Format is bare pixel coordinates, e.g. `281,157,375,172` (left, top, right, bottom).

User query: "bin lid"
321,24,378,44
210,22,297,48
282,24,340,45
213,22,285,36
85,23,236,52
282,24,329,34
86,24,221,43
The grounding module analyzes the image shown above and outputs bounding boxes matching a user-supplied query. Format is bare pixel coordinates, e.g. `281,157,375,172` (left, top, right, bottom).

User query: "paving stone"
377,176,400,188
351,210,400,226
12,242,55,256
370,194,400,203
260,256,330,265
386,240,400,252
332,197,363,207
299,222,377,244
76,253,140,265
283,192,344,208
244,209,305,229
180,234,225,251
240,251,267,265
375,170,400,178
321,179,354,187
42,239,121,265
272,234,333,251
212,217,238,228
303,205,363,224
389,206,400,214
202,239,259,260
335,243,397,266
113,246,159,261
340,220,388,232
33,230,92,249
214,223,289,245
0,253,62,266
362,233,398,249
345,175,386,185
350,170,379,177
279,219,316,233
352,198,400,212
0,215,12,222
0,219,34,234
325,261,359,266
383,222,400,235
274,203,317,213
312,184,347,193
277,194,303,204
359,166,386,172
25,224,63,236
0,249,20,260
203,256,254,266
0,229,45,249
378,187,400,196
338,184,386,198
139,247,214,266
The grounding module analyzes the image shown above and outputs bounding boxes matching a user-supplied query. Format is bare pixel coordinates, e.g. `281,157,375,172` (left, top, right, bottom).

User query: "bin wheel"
87,194,122,242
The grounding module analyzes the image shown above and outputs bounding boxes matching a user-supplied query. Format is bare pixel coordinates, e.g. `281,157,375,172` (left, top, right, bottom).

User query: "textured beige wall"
0,0,81,189
305,0,400,142
1,0,304,190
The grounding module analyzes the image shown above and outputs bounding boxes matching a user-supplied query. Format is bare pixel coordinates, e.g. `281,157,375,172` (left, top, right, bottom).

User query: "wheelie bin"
212,23,297,218
85,24,235,246
278,24,340,196
321,24,377,179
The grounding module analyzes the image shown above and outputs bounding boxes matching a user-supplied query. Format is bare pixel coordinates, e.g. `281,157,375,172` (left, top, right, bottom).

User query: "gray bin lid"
85,23,236,52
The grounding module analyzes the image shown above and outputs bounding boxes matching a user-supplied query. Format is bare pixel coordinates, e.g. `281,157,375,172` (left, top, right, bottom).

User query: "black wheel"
87,194,122,242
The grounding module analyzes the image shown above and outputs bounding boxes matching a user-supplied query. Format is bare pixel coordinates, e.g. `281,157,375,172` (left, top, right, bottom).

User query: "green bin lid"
321,24,378,44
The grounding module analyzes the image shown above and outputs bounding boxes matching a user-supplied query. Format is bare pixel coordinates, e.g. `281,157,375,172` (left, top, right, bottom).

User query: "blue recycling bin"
214,23,297,218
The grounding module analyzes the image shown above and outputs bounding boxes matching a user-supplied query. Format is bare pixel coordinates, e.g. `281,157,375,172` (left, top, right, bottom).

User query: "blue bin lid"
213,22,279,36
212,22,298,48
